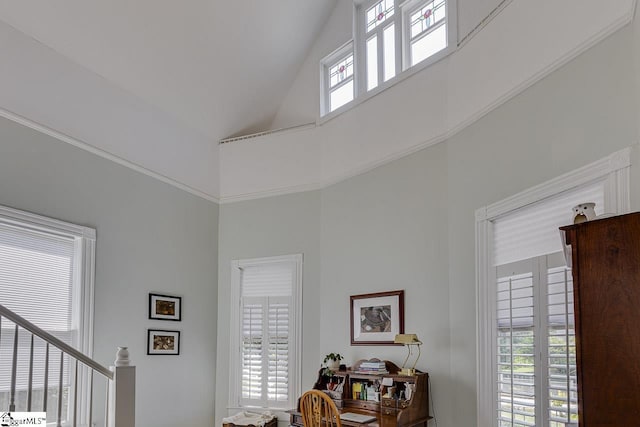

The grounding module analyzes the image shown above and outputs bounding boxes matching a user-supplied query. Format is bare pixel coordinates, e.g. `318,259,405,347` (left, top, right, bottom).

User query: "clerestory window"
320,0,455,117
321,43,355,114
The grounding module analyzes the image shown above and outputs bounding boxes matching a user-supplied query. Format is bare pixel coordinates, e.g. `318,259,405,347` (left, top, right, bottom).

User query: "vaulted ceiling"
0,0,337,140
0,0,635,201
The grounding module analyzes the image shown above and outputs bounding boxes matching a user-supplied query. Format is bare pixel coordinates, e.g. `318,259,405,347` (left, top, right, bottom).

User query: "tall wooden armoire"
560,212,640,426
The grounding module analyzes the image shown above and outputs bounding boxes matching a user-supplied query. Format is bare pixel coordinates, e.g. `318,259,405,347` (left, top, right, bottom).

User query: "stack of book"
356,361,388,374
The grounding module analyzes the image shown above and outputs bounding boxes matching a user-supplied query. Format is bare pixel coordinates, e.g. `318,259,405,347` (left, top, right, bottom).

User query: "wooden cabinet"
561,212,640,426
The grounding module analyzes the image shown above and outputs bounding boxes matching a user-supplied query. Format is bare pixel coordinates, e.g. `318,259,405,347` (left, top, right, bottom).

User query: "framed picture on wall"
147,329,180,355
149,293,182,321
350,290,404,345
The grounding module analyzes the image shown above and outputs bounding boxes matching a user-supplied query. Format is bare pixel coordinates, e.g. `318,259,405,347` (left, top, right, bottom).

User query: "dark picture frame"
149,293,182,321
147,329,180,355
350,290,404,345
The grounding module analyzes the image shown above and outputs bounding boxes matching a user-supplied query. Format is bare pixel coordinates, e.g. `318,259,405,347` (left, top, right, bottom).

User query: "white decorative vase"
327,360,340,370
115,346,130,367
573,202,596,224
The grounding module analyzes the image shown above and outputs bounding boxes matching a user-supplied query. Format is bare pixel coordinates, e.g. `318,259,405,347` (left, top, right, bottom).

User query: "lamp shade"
394,334,421,344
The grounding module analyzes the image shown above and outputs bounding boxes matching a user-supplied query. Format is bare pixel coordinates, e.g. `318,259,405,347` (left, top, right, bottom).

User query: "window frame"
0,204,96,423
228,254,303,412
475,147,632,427
320,41,356,116
401,0,450,69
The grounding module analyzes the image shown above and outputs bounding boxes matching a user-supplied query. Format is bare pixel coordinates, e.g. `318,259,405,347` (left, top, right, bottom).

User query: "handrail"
0,303,113,380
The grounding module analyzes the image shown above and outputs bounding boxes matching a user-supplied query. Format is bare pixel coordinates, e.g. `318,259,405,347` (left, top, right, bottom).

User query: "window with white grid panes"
321,44,354,114
320,0,455,117
405,0,448,66
363,0,397,91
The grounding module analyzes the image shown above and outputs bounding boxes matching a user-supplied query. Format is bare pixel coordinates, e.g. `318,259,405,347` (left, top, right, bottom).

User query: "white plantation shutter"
495,217,581,427
496,261,537,426
268,300,289,403
242,301,264,400
546,263,578,426
237,257,299,409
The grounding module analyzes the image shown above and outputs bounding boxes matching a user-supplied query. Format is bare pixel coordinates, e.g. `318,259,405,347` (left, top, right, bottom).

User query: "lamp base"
399,368,415,376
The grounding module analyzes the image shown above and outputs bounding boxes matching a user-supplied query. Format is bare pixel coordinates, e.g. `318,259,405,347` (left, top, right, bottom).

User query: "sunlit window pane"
367,35,378,91
383,24,395,82
330,80,354,112
411,24,447,66
366,0,394,33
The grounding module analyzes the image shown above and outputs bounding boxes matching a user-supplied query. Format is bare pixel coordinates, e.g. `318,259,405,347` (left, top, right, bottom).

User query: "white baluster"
10,324,18,412
57,351,63,427
43,343,49,413
28,334,34,411
73,359,78,427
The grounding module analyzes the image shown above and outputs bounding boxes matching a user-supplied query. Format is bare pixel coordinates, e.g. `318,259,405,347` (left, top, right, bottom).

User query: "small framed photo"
149,293,182,321
351,290,405,346
147,329,180,355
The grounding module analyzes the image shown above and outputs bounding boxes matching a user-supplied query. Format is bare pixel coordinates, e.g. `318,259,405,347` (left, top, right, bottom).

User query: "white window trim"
319,0,457,124
0,204,96,422
228,254,303,413
475,147,631,427
320,41,355,117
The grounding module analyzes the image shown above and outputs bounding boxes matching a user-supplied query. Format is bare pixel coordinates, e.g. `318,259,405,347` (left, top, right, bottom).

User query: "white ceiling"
0,0,337,141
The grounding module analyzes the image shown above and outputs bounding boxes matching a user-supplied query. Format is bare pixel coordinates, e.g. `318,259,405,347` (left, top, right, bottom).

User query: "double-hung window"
0,205,95,424
229,255,302,410
321,43,355,114
403,0,448,67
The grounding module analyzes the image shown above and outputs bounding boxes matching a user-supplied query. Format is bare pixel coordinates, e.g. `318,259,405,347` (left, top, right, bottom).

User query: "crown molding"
218,181,324,204
0,108,220,204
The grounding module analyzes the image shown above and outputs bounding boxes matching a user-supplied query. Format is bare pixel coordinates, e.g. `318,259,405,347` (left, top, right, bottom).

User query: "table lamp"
394,334,422,376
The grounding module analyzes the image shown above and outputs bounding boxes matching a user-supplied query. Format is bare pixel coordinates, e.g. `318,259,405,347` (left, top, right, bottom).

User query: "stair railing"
0,303,135,427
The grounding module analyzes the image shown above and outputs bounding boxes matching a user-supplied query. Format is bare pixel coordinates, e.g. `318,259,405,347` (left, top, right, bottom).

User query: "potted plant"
322,353,344,376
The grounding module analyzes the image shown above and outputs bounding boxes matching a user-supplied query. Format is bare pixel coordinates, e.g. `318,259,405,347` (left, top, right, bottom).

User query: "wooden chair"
299,390,342,427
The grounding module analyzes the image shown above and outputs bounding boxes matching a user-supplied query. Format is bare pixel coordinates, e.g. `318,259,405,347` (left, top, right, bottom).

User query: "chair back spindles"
300,389,342,427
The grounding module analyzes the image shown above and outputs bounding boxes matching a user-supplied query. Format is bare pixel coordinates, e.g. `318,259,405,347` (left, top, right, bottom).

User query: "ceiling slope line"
219,122,316,144
0,108,220,204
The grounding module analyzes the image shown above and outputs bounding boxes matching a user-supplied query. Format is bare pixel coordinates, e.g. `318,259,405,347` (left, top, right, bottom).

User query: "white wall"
0,117,219,427
215,192,322,427
0,21,220,200
218,20,640,427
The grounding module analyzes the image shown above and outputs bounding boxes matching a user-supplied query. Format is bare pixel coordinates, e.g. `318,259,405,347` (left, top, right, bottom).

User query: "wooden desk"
287,409,379,427
289,360,431,427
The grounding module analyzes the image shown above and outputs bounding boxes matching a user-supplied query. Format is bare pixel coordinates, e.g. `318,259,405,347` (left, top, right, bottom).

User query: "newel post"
109,346,136,427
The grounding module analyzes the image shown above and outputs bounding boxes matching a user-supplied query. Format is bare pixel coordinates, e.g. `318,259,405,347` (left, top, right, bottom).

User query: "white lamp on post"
394,333,422,376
